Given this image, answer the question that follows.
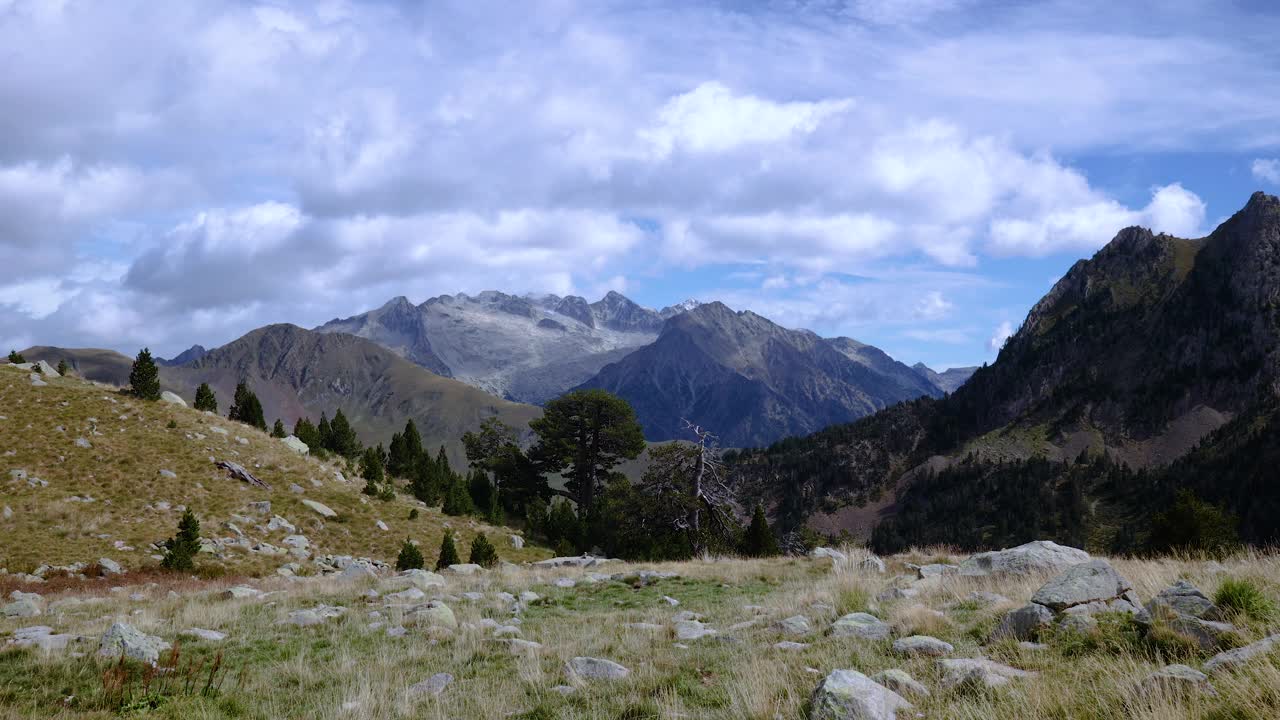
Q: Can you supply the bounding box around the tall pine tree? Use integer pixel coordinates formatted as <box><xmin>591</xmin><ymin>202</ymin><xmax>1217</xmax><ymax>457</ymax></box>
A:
<box><xmin>409</xmin><ymin>452</ymin><xmax>443</xmax><ymax>505</ymax></box>
<box><xmin>128</xmin><ymin>348</ymin><xmax>161</xmax><ymax>401</ymax></box>
<box><xmin>271</xmin><ymin>419</ymin><xmax>287</xmax><ymax>438</ymax></box>
<box><xmin>740</xmin><ymin>504</ymin><xmax>781</xmax><ymax>557</ymax></box>
<box><xmin>193</xmin><ymin>383</ymin><xmax>218</xmax><ymax>413</ymax></box>
<box><xmin>161</xmin><ymin>509</ymin><xmax>202</xmax><ymax>572</ymax></box>
<box><xmin>327</xmin><ymin>409</ymin><xmax>362</xmax><ymax>457</ymax></box>
<box><xmin>435</xmin><ymin>531</ymin><xmax>460</xmax><ymax>570</ymax></box>
<box><xmin>228</xmin><ymin>382</ymin><xmax>267</xmax><ymax>431</ymax></box>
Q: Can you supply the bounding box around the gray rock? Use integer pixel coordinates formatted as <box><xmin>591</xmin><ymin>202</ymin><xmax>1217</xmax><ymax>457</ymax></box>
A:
<box><xmin>892</xmin><ymin>635</ymin><xmax>953</xmax><ymax>657</ymax></box>
<box><xmin>10</xmin><ymin>625</ymin><xmax>74</xmax><ymax>652</ymax></box>
<box><xmin>504</xmin><ymin>638</ymin><xmax>544</xmax><ymax>653</ymax></box>
<box><xmin>248</xmin><ymin>501</ymin><xmax>272</xmax><ymax>514</ymax></box>
<box><xmin>876</xmin><ymin>587</ymin><xmax>919</xmax><ymax>602</ymax></box>
<box><xmin>776</xmin><ymin>615</ymin><xmax>812</xmax><ymax>636</ymax></box>
<box><xmin>871</xmin><ymin>669</ymin><xmax>930</xmax><ymax>699</ymax></box>
<box><xmin>991</xmin><ymin>603</ymin><xmax>1053</xmax><ymax>641</ymax></box>
<box><xmin>1166</xmin><ymin>616</ymin><xmax>1239</xmax><ymax>651</ymax></box>
<box><xmin>1203</xmin><ymin>634</ymin><xmax>1280</xmax><ymax>673</ymax></box>
<box><xmin>915</xmin><ymin>564</ymin><xmax>957</xmax><ymax>579</ymax></box>
<box><xmin>550</xmin><ymin>685</ymin><xmax>576</xmax><ymax>695</ymax></box>
<box><xmin>830</xmin><ymin>613</ymin><xmax>891</xmax><ymax>641</ymax></box>
<box><xmin>938</xmin><ymin>658</ymin><xmax>1036</xmax><ymax>690</ymax></box>
<box><xmin>97</xmin><ymin>558</ymin><xmax>124</xmax><ymax>575</ymax></box>
<box><xmin>384</xmin><ymin>588</ymin><xmax>426</xmax><ymax>605</ymax></box>
<box><xmin>383</xmin><ymin>569</ymin><xmax>446</xmax><ymax>592</ymax></box>
<box><xmin>809</xmin><ymin>668</ymin><xmax>914</xmax><ymax>720</ymax></box>
<box><xmin>34</xmin><ymin>360</ymin><xmax>59</xmax><ymax>376</ymax></box>
<box><xmin>281</xmin><ymin>435</ymin><xmax>309</xmax><ymax>455</ymax></box>
<box><xmin>158</xmin><ymin>469</ymin><xmax>177</xmax><ymax>479</ymax></box>
<box><xmin>159</xmin><ymin>391</ymin><xmax>187</xmax><ymax>407</ymax></box>
<box><xmin>407</xmin><ymin>673</ymin><xmax>453</xmax><ymax>698</ymax></box>
<box><xmin>98</xmin><ymin>623</ymin><xmax>170</xmax><ymax>664</ymax></box>
<box><xmin>675</xmin><ymin>620</ymin><xmax>718</xmax><ymax>640</ymax></box>
<box><xmin>2</xmin><ymin>598</ymin><xmax>41</xmax><ymax>618</ymax></box>
<box><xmin>446</xmin><ymin>563</ymin><xmax>483</xmax><ymax>575</ymax></box>
<box><xmin>775</xmin><ymin>641</ymin><xmax>809</xmax><ymax>651</ymax></box>
<box><xmin>300</xmin><ymin>499</ymin><xmax>336</xmax><ymax>518</ymax></box>
<box><xmin>181</xmin><ymin>628</ymin><xmax>228</xmax><ymax>642</ymax></box>
<box><xmin>289</xmin><ymin>483</ymin><xmax>305</xmax><ymax>494</ymax></box>
<box><xmin>266</xmin><ymin>515</ymin><xmax>295</xmax><ymax>532</ymax></box>
<box><xmin>406</xmin><ymin>601</ymin><xmax>457</xmax><ymax>629</ymax></box>
<box><xmin>811</xmin><ymin>547</ymin><xmax>849</xmax><ymax>563</ymax></box>
<box><xmin>958</xmin><ymin>540</ymin><xmax>1090</xmax><ymax>578</ymax></box>
<box><xmin>509</xmin><ymin>534</ymin><xmax>524</xmax><ymax>549</ymax></box>
<box><xmin>568</xmin><ymin>656</ymin><xmax>630</xmax><ymax>680</ymax></box>
<box><xmin>1031</xmin><ymin>560</ymin><xmax>1134</xmax><ymax>612</ymax></box>
<box><xmin>624</xmin><ymin>622</ymin><xmax>664</xmax><ymax>632</ymax></box>
<box><xmin>1146</xmin><ymin>580</ymin><xmax>1220</xmax><ymax>621</ymax></box>
<box><xmin>859</xmin><ymin>556</ymin><xmax>886</xmax><ymax>574</ymax></box>
<box><xmin>338</xmin><ymin>561</ymin><xmax>378</xmax><ymax>582</ymax></box>
<box><xmin>1141</xmin><ymin>664</ymin><xmax>1215</xmax><ymax>696</ymax></box>
<box><xmin>74</xmin><ymin>437</ymin><xmax>92</xmax><ymax>448</ymax></box>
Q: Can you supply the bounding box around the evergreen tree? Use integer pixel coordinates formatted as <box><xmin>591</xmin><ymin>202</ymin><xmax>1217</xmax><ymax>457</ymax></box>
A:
<box><xmin>530</xmin><ymin>389</ymin><xmax>645</xmax><ymax>516</ymax></box>
<box><xmin>361</xmin><ymin>446</ymin><xmax>387</xmax><ymax>498</ymax></box>
<box><xmin>128</xmin><ymin>348</ymin><xmax>162</xmax><ymax>401</ymax></box>
<box><xmin>435</xmin><ymin>531</ymin><xmax>460</xmax><ymax>570</ymax></box>
<box><xmin>228</xmin><ymin>382</ymin><xmax>266</xmax><ymax>431</ymax></box>
<box><xmin>327</xmin><ymin>409</ymin><xmax>362</xmax><ymax>457</ymax></box>
<box><xmin>409</xmin><ymin>452</ymin><xmax>444</xmax><ymax>506</ymax></box>
<box><xmin>468</xmin><ymin>469</ymin><xmax>494</xmax><ymax>513</ymax></box>
<box><xmin>469</xmin><ymin>534</ymin><xmax>499</xmax><ymax>568</ymax></box>
<box><xmin>317</xmin><ymin>413</ymin><xmax>332</xmax><ymax>450</ymax></box>
<box><xmin>436</xmin><ymin>446</ymin><xmax>452</xmax><ymax>478</ymax></box>
<box><xmin>387</xmin><ymin>419</ymin><xmax>425</xmax><ymax>478</ymax></box>
<box><xmin>740</xmin><ymin>504</ymin><xmax>781</xmax><ymax>557</ymax></box>
<box><xmin>544</xmin><ymin>501</ymin><xmax>580</xmax><ymax>549</ymax></box>
<box><xmin>271</xmin><ymin>419</ymin><xmax>287</xmax><ymax>438</ymax></box>
<box><xmin>395</xmin><ymin>539</ymin><xmax>424</xmax><ymax>571</ymax></box>
<box><xmin>161</xmin><ymin>509</ymin><xmax>201</xmax><ymax>572</ymax></box>
<box><xmin>193</xmin><ymin>383</ymin><xmax>218</xmax><ymax>413</ymax></box>
<box><xmin>293</xmin><ymin>417</ymin><xmax>321</xmax><ymax>451</ymax></box>
<box><xmin>442</xmin><ymin>472</ymin><xmax>474</xmax><ymax>516</ymax></box>
<box><xmin>56</xmin><ymin>359</ymin><xmax>68</xmax><ymax>376</ymax></box>
<box><xmin>6</xmin><ymin>350</ymin><xmax>24</xmax><ymax>364</ymax></box>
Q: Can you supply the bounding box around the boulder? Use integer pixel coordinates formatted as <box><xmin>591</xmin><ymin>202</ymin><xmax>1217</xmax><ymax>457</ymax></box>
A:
<box><xmin>915</xmin><ymin>564</ymin><xmax>957</xmax><ymax>579</ymax></box>
<box><xmin>870</xmin><ymin>669</ymin><xmax>930</xmax><ymax>699</ymax></box>
<box><xmin>2</xmin><ymin>598</ymin><xmax>41</xmax><ymax>618</ymax></box>
<box><xmin>339</xmin><ymin>561</ymin><xmax>379</xmax><ymax>582</ymax></box>
<box><xmin>266</xmin><ymin>515</ymin><xmax>295</xmax><ymax>533</ymax></box>
<box><xmin>159</xmin><ymin>391</ymin><xmax>187</xmax><ymax>407</ymax></box>
<box><xmin>301</xmin><ymin>499</ymin><xmax>337</xmax><ymax>518</ymax></box>
<box><xmin>96</xmin><ymin>558</ymin><xmax>124</xmax><ymax>575</ymax></box>
<box><xmin>35</xmin><ymin>360</ymin><xmax>59</xmax><ymax>375</ymax></box>
<box><xmin>1203</xmin><ymin>634</ymin><xmax>1280</xmax><ymax>673</ymax></box>
<box><xmin>98</xmin><ymin>623</ymin><xmax>170</xmax><ymax>664</ymax></box>
<box><xmin>991</xmin><ymin>603</ymin><xmax>1053</xmax><ymax>641</ymax></box>
<box><xmin>10</xmin><ymin>625</ymin><xmax>74</xmax><ymax>652</ymax></box>
<box><xmin>938</xmin><ymin>658</ymin><xmax>1036</xmax><ymax>690</ymax></box>
<box><xmin>407</xmin><ymin>673</ymin><xmax>453</xmax><ymax>698</ymax></box>
<box><xmin>830</xmin><ymin>613</ymin><xmax>891</xmax><ymax>641</ymax></box>
<box><xmin>776</xmin><ymin>615</ymin><xmax>812</xmax><ymax>636</ymax></box>
<box><xmin>287</xmin><ymin>605</ymin><xmax>346</xmax><ymax>627</ymax></box>
<box><xmin>1031</xmin><ymin>560</ymin><xmax>1137</xmax><ymax>612</ymax></box>
<box><xmin>406</xmin><ymin>601</ymin><xmax>457</xmax><ymax>629</ymax></box>
<box><xmin>532</xmin><ymin>555</ymin><xmax>609</xmax><ymax>568</ymax></box>
<box><xmin>675</xmin><ymin>620</ymin><xmax>718</xmax><ymax>641</ymax></box>
<box><xmin>775</xmin><ymin>641</ymin><xmax>809</xmax><ymax>651</ymax></box>
<box><xmin>446</xmin><ymin>563</ymin><xmax>483</xmax><ymax>575</ymax></box>
<box><xmin>1141</xmin><ymin>664</ymin><xmax>1216</xmax><ymax>697</ymax></box>
<box><xmin>181</xmin><ymin>628</ymin><xmax>228</xmax><ymax>642</ymax></box>
<box><xmin>384</xmin><ymin>588</ymin><xmax>427</xmax><ymax>605</ymax></box>
<box><xmin>892</xmin><ymin>635</ymin><xmax>953</xmax><ymax>657</ymax></box>
<box><xmin>1146</xmin><ymin>580</ymin><xmax>1220</xmax><ymax>621</ymax></box>
<box><xmin>1165</xmin><ymin>616</ymin><xmax>1240</xmax><ymax>651</ymax></box>
<box><xmin>280</xmin><ymin>435</ymin><xmax>309</xmax><ymax>455</ymax></box>
<box><xmin>509</xmin><ymin>535</ymin><xmax>524</xmax><ymax>549</ymax></box>
<box><xmin>957</xmin><ymin>540</ymin><xmax>1090</xmax><ymax>578</ymax></box>
<box><xmin>221</xmin><ymin>586</ymin><xmax>262</xmax><ymax>600</ymax></box>
<box><xmin>859</xmin><ymin>556</ymin><xmax>886</xmax><ymax>574</ymax></box>
<box><xmin>384</xmin><ymin>569</ymin><xmax>446</xmax><ymax>592</ymax></box>
<box><xmin>567</xmin><ymin>656</ymin><xmax>630</xmax><ymax>680</ymax></box>
<box><xmin>216</xmin><ymin>460</ymin><xmax>270</xmax><ymax>489</ymax></box>
<box><xmin>809</xmin><ymin>669</ymin><xmax>914</xmax><ymax>720</ymax></box>
<box><xmin>811</xmin><ymin>547</ymin><xmax>849</xmax><ymax>563</ymax></box>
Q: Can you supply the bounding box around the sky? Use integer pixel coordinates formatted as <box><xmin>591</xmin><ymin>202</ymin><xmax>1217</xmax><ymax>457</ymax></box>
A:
<box><xmin>3</xmin><ymin>0</ymin><xmax>1280</xmax><ymax>371</ymax></box>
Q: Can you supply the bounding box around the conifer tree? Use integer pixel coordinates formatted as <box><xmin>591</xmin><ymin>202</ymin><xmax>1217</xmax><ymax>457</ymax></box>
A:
<box><xmin>317</xmin><ymin>413</ymin><xmax>332</xmax><ymax>450</ymax></box>
<box><xmin>442</xmin><ymin>472</ymin><xmax>474</xmax><ymax>516</ymax></box>
<box><xmin>56</xmin><ymin>359</ymin><xmax>68</xmax><ymax>376</ymax></box>
<box><xmin>409</xmin><ymin>452</ymin><xmax>443</xmax><ymax>505</ymax></box>
<box><xmin>161</xmin><ymin>509</ymin><xmax>201</xmax><ymax>572</ymax></box>
<box><xmin>6</xmin><ymin>350</ymin><xmax>24</xmax><ymax>364</ymax></box>
<box><xmin>468</xmin><ymin>469</ymin><xmax>494</xmax><ymax>513</ymax></box>
<box><xmin>361</xmin><ymin>446</ymin><xmax>386</xmax><ymax>497</ymax></box>
<box><xmin>740</xmin><ymin>503</ymin><xmax>781</xmax><ymax>557</ymax></box>
<box><xmin>228</xmin><ymin>382</ymin><xmax>266</xmax><ymax>431</ymax></box>
<box><xmin>271</xmin><ymin>419</ymin><xmax>287</xmax><ymax>438</ymax></box>
<box><xmin>293</xmin><ymin>417</ymin><xmax>321</xmax><ymax>450</ymax></box>
<box><xmin>436</xmin><ymin>446</ymin><xmax>452</xmax><ymax>477</ymax></box>
<box><xmin>395</xmin><ymin>539</ymin><xmax>424</xmax><ymax>571</ymax></box>
<box><xmin>388</xmin><ymin>419</ymin><xmax>425</xmax><ymax>478</ymax></box>
<box><xmin>328</xmin><ymin>409</ymin><xmax>362</xmax><ymax>458</ymax></box>
<box><xmin>435</xmin><ymin>531</ymin><xmax>460</xmax><ymax>570</ymax></box>
<box><xmin>469</xmin><ymin>534</ymin><xmax>499</xmax><ymax>568</ymax></box>
<box><xmin>128</xmin><ymin>348</ymin><xmax>162</xmax><ymax>401</ymax></box>
<box><xmin>193</xmin><ymin>383</ymin><xmax>218</xmax><ymax>413</ymax></box>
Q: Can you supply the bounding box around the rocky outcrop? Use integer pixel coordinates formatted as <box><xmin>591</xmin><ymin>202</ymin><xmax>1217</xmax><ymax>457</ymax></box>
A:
<box><xmin>1203</xmin><ymin>634</ymin><xmax>1280</xmax><ymax>673</ymax></box>
<box><xmin>958</xmin><ymin>541</ymin><xmax>1090</xmax><ymax>578</ymax></box>
<box><xmin>98</xmin><ymin>623</ymin><xmax>170</xmax><ymax>664</ymax></box>
<box><xmin>809</xmin><ymin>669</ymin><xmax>914</xmax><ymax>720</ymax></box>
<box><xmin>830</xmin><ymin>613</ymin><xmax>891</xmax><ymax>640</ymax></box>
<box><xmin>1030</xmin><ymin>560</ymin><xmax>1142</xmax><ymax>616</ymax></box>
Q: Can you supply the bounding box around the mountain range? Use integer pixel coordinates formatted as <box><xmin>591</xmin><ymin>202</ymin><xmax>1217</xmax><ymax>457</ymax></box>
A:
<box><xmin>731</xmin><ymin>191</ymin><xmax>1280</xmax><ymax>551</ymax></box>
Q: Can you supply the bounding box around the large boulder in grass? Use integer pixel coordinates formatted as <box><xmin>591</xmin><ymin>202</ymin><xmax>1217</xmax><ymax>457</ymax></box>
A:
<box><xmin>1146</xmin><ymin>580</ymin><xmax>1220</xmax><ymax>621</ymax></box>
<box><xmin>1141</xmin><ymin>664</ymin><xmax>1216</xmax><ymax>697</ymax></box>
<box><xmin>892</xmin><ymin>635</ymin><xmax>953</xmax><ymax>658</ymax></box>
<box><xmin>938</xmin><ymin>658</ymin><xmax>1036</xmax><ymax>690</ymax></box>
<box><xmin>1031</xmin><ymin>560</ymin><xmax>1141</xmax><ymax>613</ymax></box>
<box><xmin>958</xmin><ymin>540</ymin><xmax>1090</xmax><ymax>578</ymax></box>
<box><xmin>991</xmin><ymin>603</ymin><xmax>1054</xmax><ymax>641</ymax></box>
<box><xmin>567</xmin><ymin>656</ymin><xmax>630</xmax><ymax>681</ymax></box>
<box><xmin>830</xmin><ymin>613</ymin><xmax>891</xmax><ymax>641</ymax></box>
<box><xmin>98</xmin><ymin>623</ymin><xmax>170</xmax><ymax>665</ymax></box>
<box><xmin>405</xmin><ymin>601</ymin><xmax>457</xmax><ymax>629</ymax></box>
<box><xmin>809</xmin><ymin>669</ymin><xmax>914</xmax><ymax>720</ymax></box>
<box><xmin>1203</xmin><ymin>634</ymin><xmax>1280</xmax><ymax>673</ymax></box>
<box><xmin>159</xmin><ymin>391</ymin><xmax>186</xmax><ymax>407</ymax></box>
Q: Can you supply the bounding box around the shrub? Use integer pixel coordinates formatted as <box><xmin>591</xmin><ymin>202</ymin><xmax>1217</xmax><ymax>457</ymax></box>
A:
<box><xmin>271</xmin><ymin>419</ymin><xmax>286</xmax><ymax>438</ymax></box>
<box><xmin>740</xmin><ymin>503</ymin><xmax>781</xmax><ymax>557</ymax></box>
<box><xmin>227</xmin><ymin>382</ymin><xmax>267</xmax><ymax>431</ymax></box>
<box><xmin>435</xmin><ymin>531</ymin><xmax>460</xmax><ymax>570</ymax></box>
<box><xmin>56</xmin><ymin>359</ymin><xmax>68</xmax><ymax>376</ymax></box>
<box><xmin>395</xmin><ymin>540</ymin><xmax>424</xmax><ymax>571</ymax></box>
<box><xmin>166</xmin><ymin>420</ymin><xmax>177</xmax><ymax>429</ymax></box>
<box><xmin>469</xmin><ymin>534</ymin><xmax>499</xmax><ymax>568</ymax></box>
<box><xmin>161</xmin><ymin>509</ymin><xmax>201</xmax><ymax>572</ymax></box>
<box><xmin>1215</xmin><ymin>578</ymin><xmax>1277</xmax><ymax>622</ymax></box>
<box><xmin>408</xmin><ymin>508</ymin><xmax>419</xmax><ymax>521</ymax></box>
<box><xmin>7</xmin><ymin>350</ymin><xmax>25</xmax><ymax>363</ymax></box>
<box><xmin>1148</xmin><ymin>489</ymin><xmax>1240</xmax><ymax>556</ymax></box>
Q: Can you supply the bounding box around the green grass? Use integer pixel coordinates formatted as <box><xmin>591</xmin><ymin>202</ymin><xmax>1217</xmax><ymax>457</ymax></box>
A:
<box><xmin>1215</xmin><ymin>578</ymin><xmax>1277</xmax><ymax>623</ymax></box>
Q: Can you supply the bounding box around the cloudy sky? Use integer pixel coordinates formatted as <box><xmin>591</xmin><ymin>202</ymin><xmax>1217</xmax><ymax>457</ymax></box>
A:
<box><xmin>3</xmin><ymin>0</ymin><xmax>1280</xmax><ymax>370</ymax></box>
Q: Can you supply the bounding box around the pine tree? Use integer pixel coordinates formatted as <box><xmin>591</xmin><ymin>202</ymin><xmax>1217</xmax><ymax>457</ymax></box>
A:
<box><xmin>328</xmin><ymin>409</ymin><xmax>362</xmax><ymax>458</ymax></box>
<box><xmin>56</xmin><ymin>359</ymin><xmax>68</xmax><ymax>376</ymax></box>
<box><xmin>361</xmin><ymin>446</ymin><xmax>386</xmax><ymax>497</ymax></box>
<box><xmin>395</xmin><ymin>539</ymin><xmax>424</xmax><ymax>571</ymax></box>
<box><xmin>228</xmin><ymin>382</ymin><xmax>266</xmax><ymax>431</ymax></box>
<box><xmin>387</xmin><ymin>419</ymin><xmax>425</xmax><ymax>478</ymax></box>
<box><xmin>161</xmin><ymin>509</ymin><xmax>202</xmax><ymax>572</ymax></box>
<box><xmin>271</xmin><ymin>419</ymin><xmax>287</xmax><ymax>438</ymax></box>
<box><xmin>740</xmin><ymin>503</ymin><xmax>781</xmax><ymax>557</ymax></box>
<box><xmin>468</xmin><ymin>469</ymin><xmax>494</xmax><ymax>513</ymax></box>
<box><xmin>442</xmin><ymin>473</ymin><xmax>474</xmax><ymax>516</ymax></box>
<box><xmin>7</xmin><ymin>350</ymin><xmax>24</xmax><ymax>364</ymax></box>
<box><xmin>317</xmin><ymin>413</ymin><xmax>332</xmax><ymax>450</ymax></box>
<box><xmin>409</xmin><ymin>452</ymin><xmax>443</xmax><ymax>506</ymax></box>
<box><xmin>293</xmin><ymin>417</ymin><xmax>320</xmax><ymax>450</ymax></box>
<box><xmin>469</xmin><ymin>534</ymin><xmax>499</xmax><ymax>568</ymax></box>
<box><xmin>435</xmin><ymin>531</ymin><xmax>460</xmax><ymax>570</ymax></box>
<box><xmin>128</xmin><ymin>348</ymin><xmax>162</xmax><ymax>401</ymax></box>
<box><xmin>193</xmin><ymin>383</ymin><xmax>218</xmax><ymax>413</ymax></box>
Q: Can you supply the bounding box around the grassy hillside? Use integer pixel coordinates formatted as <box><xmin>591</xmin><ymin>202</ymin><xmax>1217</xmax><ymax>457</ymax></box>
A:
<box><xmin>0</xmin><ymin>545</ymin><xmax>1277</xmax><ymax>718</ymax></box>
<box><xmin>0</xmin><ymin>363</ymin><xmax>548</xmax><ymax>576</ymax></box>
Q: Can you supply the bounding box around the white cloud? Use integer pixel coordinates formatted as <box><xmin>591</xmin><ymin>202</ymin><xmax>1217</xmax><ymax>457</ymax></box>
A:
<box><xmin>1252</xmin><ymin>158</ymin><xmax>1280</xmax><ymax>185</ymax></box>
<box><xmin>987</xmin><ymin>320</ymin><xmax>1014</xmax><ymax>352</ymax></box>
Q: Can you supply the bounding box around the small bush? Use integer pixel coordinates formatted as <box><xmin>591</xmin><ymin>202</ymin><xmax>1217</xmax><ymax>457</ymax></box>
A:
<box><xmin>1215</xmin><ymin>578</ymin><xmax>1277</xmax><ymax>622</ymax></box>
<box><xmin>469</xmin><ymin>534</ymin><xmax>499</xmax><ymax>568</ymax></box>
<box><xmin>408</xmin><ymin>508</ymin><xmax>419</xmax><ymax>521</ymax></box>
<box><xmin>166</xmin><ymin>420</ymin><xmax>177</xmax><ymax>429</ymax></box>
<box><xmin>161</xmin><ymin>510</ymin><xmax>201</xmax><ymax>572</ymax></box>
<box><xmin>435</xmin><ymin>531</ymin><xmax>460</xmax><ymax>570</ymax></box>
<box><xmin>395</xmin><ymin>540</ymin><xmax>424</xmax><ymax>571</ymax></box>
<box><xmin>835</xmin><ymin>586</ymin><xmax>871</xmax><ymax>616</ymax></box>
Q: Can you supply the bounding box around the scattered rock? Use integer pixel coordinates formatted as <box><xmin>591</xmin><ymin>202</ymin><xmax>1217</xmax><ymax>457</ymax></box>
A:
<box><xmin>1141</xmin><ymin>664</ymin><xmax>1216</xmax><ymax>697</ymax></box>
<box><xmin>446</xmin><ymin>563</ymin><xmax>483</xmax><ymax>575</ymax></box>
<box><xmin>339</xmin><ymin>561</ymin><xmax>379</xmax><ymax>582</ymax></box>
<box><xmin>776</xmin><ymin>615</ymin><xmax>812</xmax><ymax>636</ymax></box>
<box><xmin>97</xmin><ymin>558</ymin><xmax>124</xmax><ymax>575</ymax></box>
<box><xmin>287</xmin><ymin>605</ymin><xmax>346</xmax><ymax>626</ymax></box>
<box><xmin>938</xmin><ymin>658</ymin><xmax>1036</xmax><ymax>690</ymax></box>
<box><xmin>301</xmin><ymin>499</ymin><xmax>337</xmax><ymax>518</ymax></box>
<box><xmin>289</xmin><ymin>483</ymin><xmax>305</xmax><ymax>494</ymax></box>
<box><xmin>98</xmin><ymin>623</ymin><xmax>170</xmax><ymax>664</ymax></box>
<box><xmin>892</xmin><ymin>635</ymin><xmax>953</xmax><ymax>657</ymax></box>
<box><xmin>1203</xmin><ymin>634</ymin><xmax>1280</xmax><ymax>673</ymax></box>
<box><xmin>859</xmin><ymin>556</ymin><xmax>887</xmax><ymax>574</ymax></box>
<box><xmin>248</xmin><ymin>501</ymin><xmax>272</xmax><ymax>514</ymax></box>
<box><xmin>915</xmin><ymin>564</ymin><xmax>957</xmax><ymax>579</ymax></box>
<box><xmin>74</xmin><ymin>437</ymin><xmax>92</xmax><ymax>448</ymax></box>
<box><xmin>407</xmin><ymin>673</ymin><xmax>453</xmax><ymax>698</ymax></box>
<box><xmin>871</xmin><ymin>669</ymin><xmax>930</xmax><ymax>699</ymax></box>
<box><xmin>830</xmin><ymin>612</ymin><xmax>891</xmax><ymax>641</ymax></box>
<box><xmin>281</xmin><ymin>435</ymin><xmax>309</xmax><ymax>454</ymax></box>
<box><xmin>267</xmin><ymin>515</ymin><xmax>295</xmax><ymax>533</ymax></box>
<box><xmin>2</xmin><ymin>598</ymin><xmax>41</xmax><ymax>618</ymax></box>
<box><xmin>1031</xmin><ymin>559</ymin><xmax>1140</xmax><ymax>614</ymax></box>
<box><xmin>957</xmin><ymin>540</ymin><xmax>1091</xmax><ymax>578</ymax></box>
<box><xmin>1146</xmin><ymin>580</ymin><xmax>1220</xmax><ymax>621</ymax></box>
<box><xmin>675</xmin><ymin>620</ymin><xmax>718</xmax><ymax>640</ymax></box>
<box><xmin>509</xmin><ymin>535</ymin><xmax>524</xmax><ymax>549</ymax></box>
<box><xmin>375</xmin><ymin>520</ymin><xmax>389</xmax><ymax>531</ymax></box>
<box><xmin>384</xmin><ymin>569</ymin><xmax>446</xmax><ymax>592</ymax></box>
<box><xmin>991</xmin><ymin>603</ymin><xmax>1053</xmax><ymax>641</ymax></box>
<box><xmin>774</xmin><ymin>641</ymin><xmax>810</xmax><ymax>651</ymax></box>
<box><xmin>158</xmin><ymin>469</ymin><xmax>177</xmax><ymax>479</ymax></box>
<box><xmin>159</xmin><ymin>391</ymin><xmax>187</xmax><ymax>407</ymax></box>
<box><xmin>221</xmin><ymin>586</ymin><xmax>263</xmax><ymax>601</ymax></box>
<box><xmin>9</xmin><ymin>625</ymin><xmax>73</xmax><ymax>652</ymax></box>
<box><xmin>406</xmin><ymin>601</ymin><xmax>457</xmax><ymax>629</ymax></box>
<box><xmin>567</xmin><ymin>656</ymin><xmax>630</xmax><ymax>680</ymax></box>
<box><xmin>216</xmin><ymin>460</ymin><xmax>270</xmax><ymax>490</ymax></box>
<box><xmin>809</xmin><ymin>668</ymin><xmax>913</xmax><ymax>720</ymax></box>
<box><xmin>181</xmin><ymin>628</ymin><xmax>228</xmax><ymax>642</ymax></box>
<box><xmin>810</xmin><ymin>547</ymin><xmax>849</xmax><ymax>563</ymax></box>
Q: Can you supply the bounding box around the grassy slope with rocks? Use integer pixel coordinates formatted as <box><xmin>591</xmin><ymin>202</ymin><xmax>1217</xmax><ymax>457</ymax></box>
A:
<box><xmin>0</xmin><ymin>546</ymin><xmax>1277</xmax><ymax>718</ymax></box>
<box><xmin>0</xmin><ymin>363</ymin><xmax>548</xmax><ymax>577</ymax></box>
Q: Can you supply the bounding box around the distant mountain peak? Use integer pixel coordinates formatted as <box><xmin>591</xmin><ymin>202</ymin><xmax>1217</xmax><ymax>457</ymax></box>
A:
<box><xmin>159</xmin><ymin>343</ymin><xmax>208</xmax><ymax>367</ymax></box>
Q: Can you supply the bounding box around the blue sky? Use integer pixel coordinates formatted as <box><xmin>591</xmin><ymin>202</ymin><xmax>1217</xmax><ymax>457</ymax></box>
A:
<box><xmin>2</xmin><ymin>0</ymin><xmax>1280</xmax><ymax>371</ymax></box>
